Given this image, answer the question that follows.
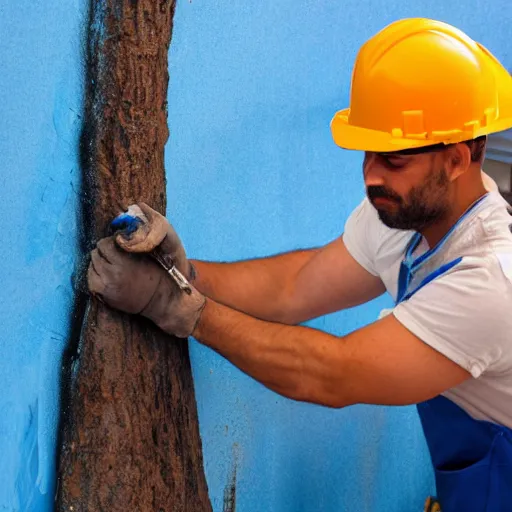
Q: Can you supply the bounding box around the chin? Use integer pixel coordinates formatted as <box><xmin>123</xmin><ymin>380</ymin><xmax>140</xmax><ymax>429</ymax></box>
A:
<box><xmin>377</xmin><ymin>211</ymin><xmax>413</xmax><ymax>231</ymax></box>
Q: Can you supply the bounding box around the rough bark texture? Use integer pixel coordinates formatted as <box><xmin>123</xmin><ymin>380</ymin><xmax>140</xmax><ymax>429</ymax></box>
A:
<box><xmin>57</xmin><ymin>1</ymin><xmax>212</xmax><ymax>510</ymax></box>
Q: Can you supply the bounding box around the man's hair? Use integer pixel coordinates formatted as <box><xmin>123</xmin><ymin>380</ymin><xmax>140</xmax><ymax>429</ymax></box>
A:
<box><xmin>390</xmin><ymin>135</ymin><xmax>488</xmax><ymax>162</ymax></box>
<box><xmin>464</xmin><ymin>135</ymin><xmax>487</xmax><ymax>163</ymax></box>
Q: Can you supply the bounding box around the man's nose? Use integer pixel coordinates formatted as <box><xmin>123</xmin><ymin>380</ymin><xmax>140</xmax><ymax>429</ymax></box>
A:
<box><xmin>363</xmin><ymin>152</ymin><xmax>386</xmax><ymax>187</ymax></box>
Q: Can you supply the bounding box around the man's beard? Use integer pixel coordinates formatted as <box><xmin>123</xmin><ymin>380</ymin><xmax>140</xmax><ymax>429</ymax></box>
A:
<box><xmin>367</xmin><ymin>168</ymin><xmax>450</xmax><ymax>231</ymax></box>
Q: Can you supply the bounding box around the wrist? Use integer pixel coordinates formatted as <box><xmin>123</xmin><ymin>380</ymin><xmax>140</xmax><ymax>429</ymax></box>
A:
<box><xmin>187</xmin><ymin>260</ymin><xmax>197</xmax><ymax>282</ymax></box>
<box><xmin>188</xmin><ymin>260</ymin><xmax>209</xmax><ymax>294</ymax></box>
<box><xmin>191</xmin><ymin>297</ymin><xmax>214</xmax><ymax>342</ymax></box>
<box><xmin>143</xmin><ymin>277</ymin><xmax>207</xmax><ymax>339</ymax></box>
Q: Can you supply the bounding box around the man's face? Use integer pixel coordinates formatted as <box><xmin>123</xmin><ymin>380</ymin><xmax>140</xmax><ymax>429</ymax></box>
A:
<box><xmin>363</xmin><ymin>150</ymin><xmax>451</xmax><ymax>231</ymax></box>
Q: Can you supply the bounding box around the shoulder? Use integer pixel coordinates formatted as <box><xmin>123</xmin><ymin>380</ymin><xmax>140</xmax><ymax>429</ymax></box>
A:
<box><xmin>474</xmin><ymin>192</ymin><xmax>512</xmax><ymax>281</ymax></box>
<box><xmin>478</xmin><ymin>191</ymin><xmax>512</xmax><ymax>239</ymax></box>
<box><xmin>393</xmin><ymin>255</ymin><xmax>512</xmax><ymax>377</ymax></box>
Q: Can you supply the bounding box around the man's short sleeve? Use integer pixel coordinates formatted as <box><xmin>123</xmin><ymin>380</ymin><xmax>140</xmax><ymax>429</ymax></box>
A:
<box><xmin>393</xmin><ymin>259</ymin><xmax>512</xmax><ymax>378</ymax></box>
<box><xmin>343</xmin><ymin>198</ymin><xmax>383</xmax><ymax>277</ymax></box>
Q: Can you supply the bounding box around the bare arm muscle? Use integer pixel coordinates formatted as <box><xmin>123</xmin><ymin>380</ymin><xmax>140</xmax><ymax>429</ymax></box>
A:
<box><xmin>281</xmin><ymin>236</ymin><xmax>386</xmax><ymax>324</ymax></box>
<box><xmin>192</xmin><ymin>236</ymin><xmax>385</xmax><ymax>325</ymax></box>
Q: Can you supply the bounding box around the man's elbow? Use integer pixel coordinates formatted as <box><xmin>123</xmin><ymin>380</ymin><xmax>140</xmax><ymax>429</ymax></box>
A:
<box><xmin>273</xmin><ymin>287</ymin><xmax>318</xmax><ymax>325</ymax></box>
<box><xmin>296</xmin><ymin>378</ymin><xmax>356</xmax><ymax>409</ymax></box>
<box><xmin>274</xmin><ymin>310</ymin><xmax>309</xmax><ymax>326</ymax></box>
<box><xmin>270</xmin><ymin>299</ymin><xmax>308</xmax><ymax>325</ymax></box>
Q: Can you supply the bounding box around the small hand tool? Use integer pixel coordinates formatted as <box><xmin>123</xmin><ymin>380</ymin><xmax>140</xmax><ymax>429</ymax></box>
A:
<box><xmin>110</xmin><ymin>212</ymin><xmax>193</xmax><ymax>295</ymax></box>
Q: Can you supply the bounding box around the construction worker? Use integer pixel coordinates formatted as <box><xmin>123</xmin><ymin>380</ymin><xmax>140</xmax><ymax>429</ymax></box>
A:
<box><xmin>88</xmin><ymin>19</ymin><xmax>512</xmax><ymax>511</ymax></box>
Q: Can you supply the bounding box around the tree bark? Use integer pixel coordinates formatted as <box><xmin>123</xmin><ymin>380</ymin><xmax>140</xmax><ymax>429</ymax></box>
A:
<box><xmin>57</xmin><ymin>1</ymin><xmax>212</xmax><ymax>510</ymax></box>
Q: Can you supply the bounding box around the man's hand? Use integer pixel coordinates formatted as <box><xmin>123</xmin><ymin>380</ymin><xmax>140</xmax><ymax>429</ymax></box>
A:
<box><xmin>114</xmin><ymin>203</ymin><xmax>192</xmax><ymax>279</ymax></box>
<box><xmin>87</xmin><ymin>237</ymin><xmax>205</xmax><ymax>338</ymax></box>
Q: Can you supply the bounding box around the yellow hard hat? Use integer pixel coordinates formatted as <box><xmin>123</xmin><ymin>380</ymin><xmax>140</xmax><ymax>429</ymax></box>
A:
<box><xmin>331</xmin><ymin>18</ymin><xmax>512</xmax><ymax>153</ymax></box>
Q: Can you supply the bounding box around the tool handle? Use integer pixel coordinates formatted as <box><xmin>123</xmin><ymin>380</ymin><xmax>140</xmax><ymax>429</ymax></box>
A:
<box><xmin>151</xmin><ymin>247</ymin><xmax>193</xmax><ymax>295</ymax></box>
<box><xmin>109</xmin><ymin>213</ymin><xmax>142</xmax><ymax>236</ymax></box>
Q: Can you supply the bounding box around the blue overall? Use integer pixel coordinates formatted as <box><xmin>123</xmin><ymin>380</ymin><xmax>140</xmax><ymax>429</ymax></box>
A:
<box><xmin>395</xmin><ymin>195</ymin><xmax>512</xmax><ymax>511</ymax></box>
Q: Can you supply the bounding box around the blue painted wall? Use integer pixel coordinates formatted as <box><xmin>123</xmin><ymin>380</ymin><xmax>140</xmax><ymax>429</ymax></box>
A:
<box><xmin>0</xmin><ymin>1</ymin><xmax>510</xmax><ymax>511</ymax></box>
<box><xmin>0</xmin><ymin>1</ymin><xmax>84</xmax><ymax>510</ymax></box>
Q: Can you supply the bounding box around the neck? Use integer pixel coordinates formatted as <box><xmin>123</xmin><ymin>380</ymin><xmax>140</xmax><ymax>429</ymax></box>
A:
<box><xmin>420</xmin><ymin>184</ymin><xmax>488</xmax><ymax>248</ymax></box>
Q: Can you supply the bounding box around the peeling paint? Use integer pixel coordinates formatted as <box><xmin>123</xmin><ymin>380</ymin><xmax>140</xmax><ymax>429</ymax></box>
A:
<box><xmin>222</xmin><ymin>444</ymin><xmax>238</xmax><ymax>512</ymax></box>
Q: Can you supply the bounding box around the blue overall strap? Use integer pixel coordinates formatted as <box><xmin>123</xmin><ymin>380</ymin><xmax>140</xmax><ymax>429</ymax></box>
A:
<box><xmin>417</xmin><ymin>396</ymin><xmax>512</xmax><ymax>512</ymax></box>
<box><xmin>396</xmin><ymin>232</ymin><xmax>422</xmax><ymax>303</ymax></box>
<box><xmin>396</xmin><ymin>193</ymin><xmax>489</xmax><ymax>303</ymax></box>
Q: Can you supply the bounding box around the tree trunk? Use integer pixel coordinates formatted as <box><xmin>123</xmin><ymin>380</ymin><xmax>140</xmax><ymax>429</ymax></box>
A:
<box><xmin>56</xmin><ymin>1</ymin><xmax>212</xmax><ymax>510</ymax></box>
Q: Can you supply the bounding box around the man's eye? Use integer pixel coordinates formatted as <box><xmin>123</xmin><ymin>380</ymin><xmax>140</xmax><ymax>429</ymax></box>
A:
<box><xmin>382</xmin><ymin>157</ymin><xmax>404</xmax><ymax>169</ymax></box>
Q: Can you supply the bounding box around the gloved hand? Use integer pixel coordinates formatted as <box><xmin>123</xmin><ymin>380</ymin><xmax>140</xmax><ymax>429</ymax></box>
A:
<box><xmin>87</xmin><ymin>237</ymin><xmax>205</xmax><ymax>338</ymax></box>
<box><xmin>113</xmin><ymin>203</ymin><xmax>193</xmax><ymax>280</ymax></box>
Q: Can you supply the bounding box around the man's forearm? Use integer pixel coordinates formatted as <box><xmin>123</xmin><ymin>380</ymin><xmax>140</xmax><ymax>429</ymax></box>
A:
<box><xmin>192</xmin><ymin>298</ymin><xmax>349</xmax><ymax>408</ymax></box>
<box><xmin>189</xmin><ymin>248</ymin><xmax>318</xmax><ymax>323</ymax></box>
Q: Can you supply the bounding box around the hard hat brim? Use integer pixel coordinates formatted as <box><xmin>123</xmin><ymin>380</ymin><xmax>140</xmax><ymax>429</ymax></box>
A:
<box><xmin>330</xmin><ymin>109</ymin><xmax>446</xmax><ymax>153</ymax></box>
<box><xmin>331</xmin><ymin>109</ymin><xmax>512</xmax><ymax>153</ymax></box>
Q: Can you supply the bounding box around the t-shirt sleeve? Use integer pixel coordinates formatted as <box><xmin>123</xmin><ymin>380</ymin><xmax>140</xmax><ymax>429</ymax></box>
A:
<box><xmin>343</xmin><ymin>198</ymin><xmax>383</xmax><ymax>276</ymax></box>
<box><xmin>392</xmin><ymin>260</ymin><xmax>512</xmax><ymax>378</ymax></box>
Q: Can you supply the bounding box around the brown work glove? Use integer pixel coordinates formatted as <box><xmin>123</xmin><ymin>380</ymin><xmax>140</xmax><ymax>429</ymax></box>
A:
<box><xmin>87</xmin><ymin>237</ymin><xmax>205</xmax><ymax>338</ymax></box>
<box><xmin>114</xmin><ymin>203</ymin><xmax>193</xmax><ymax>280</ymax></box>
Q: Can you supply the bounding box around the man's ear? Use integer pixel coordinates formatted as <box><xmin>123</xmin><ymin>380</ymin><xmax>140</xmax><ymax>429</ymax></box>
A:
<box><xmin>444</xmin><ymin>143</ymin><xmax>472</xmax><ymax>182</ymax></box>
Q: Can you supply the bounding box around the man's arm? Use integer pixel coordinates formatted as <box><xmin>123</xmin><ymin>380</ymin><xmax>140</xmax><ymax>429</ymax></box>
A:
<box><xmin>89</xmin><ymin>222</ymin><xmax>500</xmax><ymax>409</ymax></box>
<box><xmin>191</xmin><ymin>236</ymin><xmax>386</xmax><ymax>325</ymax></box>
<box><xmin>192</xmin><ymin>298</ymin><xmax>471</xmax><ymax>408</ymax></box>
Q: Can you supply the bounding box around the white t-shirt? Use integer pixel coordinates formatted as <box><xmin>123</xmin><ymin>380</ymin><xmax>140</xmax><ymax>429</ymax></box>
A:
<box><xmin>343</xmin><ymin>191</ymin><xmax>512</xmax><ymax>428</ymax></box>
